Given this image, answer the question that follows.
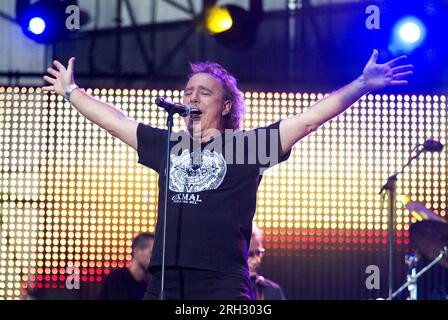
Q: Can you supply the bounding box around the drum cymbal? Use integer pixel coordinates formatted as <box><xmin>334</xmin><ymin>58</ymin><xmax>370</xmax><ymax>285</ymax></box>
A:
<box><xmin>405</xmin><ymin>200</ymin><xmax>446</xmax><ymax>223</ymax></box>
<box><xmin>409</xmin><ymin>221</ymin><xmax>448</xmax><ymax>268</ymax></box>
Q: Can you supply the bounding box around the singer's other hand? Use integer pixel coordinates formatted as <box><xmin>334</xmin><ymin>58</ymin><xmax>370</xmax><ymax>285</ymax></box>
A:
<box><xmin>42</xmin><ymin>57</ymin><xmax>77</xmax><ymax>96</ymax></box>
<box><xmin>360</xmin><ymin>49</ymin><xmax>413</xmax><ymax>91</ymax></box>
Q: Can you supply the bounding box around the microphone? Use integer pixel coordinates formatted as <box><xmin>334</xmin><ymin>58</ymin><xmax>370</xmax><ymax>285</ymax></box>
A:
<box><xmin>379</xmin><ymin>139</ymin><xmax>444</xmax><ymax>194</ymax></box>
<box><xmin>155</xmin><ymin>97</ymin><xmax>201</xmax><ymax>117</ymax></box>
<box><xmin>422</xmin><ymin>139</ymin><xmax>444</xmax><ymax>152</ymax></box>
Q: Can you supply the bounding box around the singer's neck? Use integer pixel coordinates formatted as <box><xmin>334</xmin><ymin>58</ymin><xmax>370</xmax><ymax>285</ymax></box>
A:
<box><xmin>188</xmin><ymin>118</ymin><xmax>226</xmax><ymax>143</ymax></box>
<box><xmin>189</xmin><ymin>127</ymin><xmax>224</xmax><ymax>143</ymax></box>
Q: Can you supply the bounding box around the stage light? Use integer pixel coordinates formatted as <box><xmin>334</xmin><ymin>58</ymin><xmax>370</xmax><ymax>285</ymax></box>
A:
<box><xmin>15</xmin><ymin>0</ymin><xmax>87</xmax><ymax>44</ymax></box>
<box><xmin>204</xmin><ymin>0</ymin><xmax>263</xmax><ymax>50</ymax></box>
<box><xmin>399</xmin><ymin>22</ymin><xmax>421</xmax><ymax>43</ymax></box>
<box><xmin>205</xmin><ymin>6</ymin><xmax>233</xmax><ymax>34</ymax></box>
<box><xmin>2</xmin><ymin>86</ymin><xmax>447</xmax><ymax>299</ymax></box>
<box><xmin>28</xmin><ymin>17</ymin><xmax>46</xmax><ymax>35</ymax></box>
<box><xmin>389</xmin><ymin>16</ymin><xmax>427</xmax><ymax>54</ymax></box>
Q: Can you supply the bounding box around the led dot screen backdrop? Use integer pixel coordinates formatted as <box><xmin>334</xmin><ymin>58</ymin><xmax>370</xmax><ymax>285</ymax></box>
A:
<box><xmin>0</xmin><ymin>87</ymin><xmax>447</xmax><ymax>300</ymax></box>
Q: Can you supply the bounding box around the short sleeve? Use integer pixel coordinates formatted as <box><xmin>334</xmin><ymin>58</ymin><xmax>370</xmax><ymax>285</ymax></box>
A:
<box><xmin>136</xmin><ymin>123</ymin><xmax>167</xmax><ymax>172</ymax></box>
<box><xmin>253</xmin><ymin>120</ymin><xmax>291</xmax><ymax>170</ymax></box>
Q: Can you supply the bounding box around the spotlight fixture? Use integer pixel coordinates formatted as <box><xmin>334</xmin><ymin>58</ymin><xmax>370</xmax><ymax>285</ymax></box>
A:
<box><xmin>203</xmin><ymin>0</ymin><xmax>263</xmax><ymax>50</ymax></box>
<box><xmin>15</xmin><ymin>0</ymin><xmax>87</xmax><ymax>44</ymax></box>
<box><xmin>389</xmin><ymin>16</ymin><xmax>427</xmax><ymax>54</ymax></box>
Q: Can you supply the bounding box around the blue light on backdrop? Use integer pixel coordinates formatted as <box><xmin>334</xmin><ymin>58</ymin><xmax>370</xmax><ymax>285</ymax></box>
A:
<box><xmin>389</xmin><ymin>16</ymin><xmax>427</xmax><ymax>55</ymax></box>
<box><xmin>15</xmin><ymin>0</ymin><xmax>87</xmax><ymax>44</ymax></box>
<box><xmin>28</xmin><ymin>17</ymin><xmax>46</xmax><ymax>35</ymax></box>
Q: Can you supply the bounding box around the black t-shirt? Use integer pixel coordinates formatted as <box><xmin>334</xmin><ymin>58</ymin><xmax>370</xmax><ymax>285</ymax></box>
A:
<box><xmin>137</xmin><ymin>121</ymin><xmax>290</xmax><ymax>277</ymax></box>
<box><xmin>98</xmin><ymin>268</ymin><xmax>148</xmax><ymax>300</ymax></box>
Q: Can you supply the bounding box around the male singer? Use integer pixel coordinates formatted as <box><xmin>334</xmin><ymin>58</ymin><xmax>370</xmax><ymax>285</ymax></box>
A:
<box><xmin>43</xmin><ymin>51</ymin><xmax>412</xmax><ymax>299</ymax></box>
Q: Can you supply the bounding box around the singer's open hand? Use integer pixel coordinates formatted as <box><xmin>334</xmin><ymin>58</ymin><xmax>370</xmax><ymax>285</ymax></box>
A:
<box><xmin>361</xmin><ymin>49</ymin><xmax>413</xmax><ymax>91</ymax></box>
<box><xmin>42</xmin><ymin>57</ymin><xmax>76</xmax><ymax>96</ymax></box>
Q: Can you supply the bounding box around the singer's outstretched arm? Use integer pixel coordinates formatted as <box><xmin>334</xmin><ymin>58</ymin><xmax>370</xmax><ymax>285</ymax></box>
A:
<box><xmin>42</xmin><ymin>58</ymin><xmax>139</xmax><ymax>150</ymax></box>
<box><xmin>278</xmin><ymin>50</ymin><xmax>413</xmax><ymax>156</ymax></box>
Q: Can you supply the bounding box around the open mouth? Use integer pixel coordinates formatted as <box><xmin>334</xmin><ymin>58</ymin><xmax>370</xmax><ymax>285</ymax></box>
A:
<box><xmin>190</xmin><ymin>107</ymin><xmax>202</xmax><ymax>115</ymax></box>
<box><xmin>190</xmin><ymin>107</ymin><xmax>202</xmax><ymax>120</ymax></box>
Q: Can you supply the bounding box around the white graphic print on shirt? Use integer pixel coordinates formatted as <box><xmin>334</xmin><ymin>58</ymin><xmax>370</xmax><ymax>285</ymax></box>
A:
<box><xmin>169</xmin><ymin>149</ymin><xmax>227</xmax><ymax>195</ymax></box>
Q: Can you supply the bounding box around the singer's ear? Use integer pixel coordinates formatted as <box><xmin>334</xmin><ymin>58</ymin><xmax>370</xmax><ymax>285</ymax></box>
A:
<box><xmin>222</xmin><ymin>100</ymin><xmax>232</xmax><ymax>116</ymax></box>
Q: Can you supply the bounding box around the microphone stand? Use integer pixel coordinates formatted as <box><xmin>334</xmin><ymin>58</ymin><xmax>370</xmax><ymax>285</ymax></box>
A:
<box><xmin>159</xmin><ymin>110</ymin><xmax>175</xmax><ymax>300</ymax></box>
<box><xmin>387</xmin><ymin>247</ymin><xmax>448</xmax><ymax>300</ymax></box>
<box><xmin>155</xmin><ymin>98</ymin><xmax>194</xmax><ymax>300</ymax></box>
<box><xmin>379</xmin><ymin>144</ymin><xmax>423</xmax><ymax>299</ymax></box>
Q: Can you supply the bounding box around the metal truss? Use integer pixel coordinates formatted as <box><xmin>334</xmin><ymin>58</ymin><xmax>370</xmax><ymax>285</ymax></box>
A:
<box><xmin>0</xmin><ymin>0</ymin><xmax>380</xmax><ymax>83</ymax></box>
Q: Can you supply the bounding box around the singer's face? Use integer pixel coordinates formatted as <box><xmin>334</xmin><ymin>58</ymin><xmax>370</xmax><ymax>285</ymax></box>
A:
<box><xmin>183</xmin><ymin>73</ymin><xmax>231</xmax><ymax>139</ymax></box>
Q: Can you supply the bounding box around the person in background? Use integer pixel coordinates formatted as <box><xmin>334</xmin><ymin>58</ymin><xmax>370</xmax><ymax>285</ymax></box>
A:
<box><xmin>98</xmin><ymin>232</ymin><xmax>154</xmax><ymax>300</ymax></box>
<box><xmin>249</xmin><ymin>224</ymin><xmax>286</xmax><ymax>300</ymax></box>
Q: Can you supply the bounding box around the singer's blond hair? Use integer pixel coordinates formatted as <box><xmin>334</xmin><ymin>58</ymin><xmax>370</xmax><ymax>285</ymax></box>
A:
<box><xmin>189</xmin><ymin>61</ymin><xmax>246</xmax><ymax>130</ymax></box>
